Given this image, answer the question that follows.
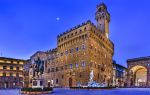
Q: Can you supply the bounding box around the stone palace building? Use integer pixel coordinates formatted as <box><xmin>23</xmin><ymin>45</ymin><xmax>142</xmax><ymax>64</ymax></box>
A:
<box><xmin>27</xmin><ymin>3</ymin><xmax>114</xmax><ymax>87</ymax></box>
<box><xmin>0</xmin><ymin>57</ymin><xmax>25</xmax><ymax>88</ymax></box>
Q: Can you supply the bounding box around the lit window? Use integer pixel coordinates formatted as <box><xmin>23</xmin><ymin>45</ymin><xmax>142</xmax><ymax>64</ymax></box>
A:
<box><xmin>75</xmin><ymin>63</ymin><xmax>78</xmax><ymax>68</ymax></box>
<box><xmin>19</xmin><ymin>61</ymin><xmax>24</xmax><ymax>64</ymax></box>
<box><xmin>76</xmin><ymin>47</ymin><xmax>79</xmax><ymax>51</ymax></box>
<box><xmin>82</xmin><ymin>44</ymin><xmax>86</xmax><ymax>49</ymax></box>
<box><xmin>0</xmin><ymin>60</ymin><xmax>4</xmax><ymax>63</ymax></box>
<box><xmin>82</xmin><ymin>62</ymin><xmax>86</xmax><ymax>67</ymax></box>
<box><xmin>65</xmin><ymin>50</ymin><xmax>68</xmax><ymax>55</ymax></box>
<box><xmin>6</xmin><ymin>61</ymin><xmax>11</xmax><ymax>63</ymax></box>
<box><xmin>13</xmin><ymin>61</ymin><xmax>17</xmax><ymax>64</ymax></box>
<box><xmin>70</xmin><ymin>64</ymin><xmax>73</xmax><ymax>69</ymax></box>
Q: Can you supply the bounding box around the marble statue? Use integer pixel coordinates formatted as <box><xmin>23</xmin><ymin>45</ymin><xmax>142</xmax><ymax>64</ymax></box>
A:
<box><xmin>90</xmin><ymin>70</ymin><xmax>94</xmax><ymax>82</ymax></box>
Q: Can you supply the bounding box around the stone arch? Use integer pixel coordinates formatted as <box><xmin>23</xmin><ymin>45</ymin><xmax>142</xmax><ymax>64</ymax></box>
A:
<box><xmin>129</xmin><ymin>65</ymin><xmax>147</xmax><ymax>87</ymax></box>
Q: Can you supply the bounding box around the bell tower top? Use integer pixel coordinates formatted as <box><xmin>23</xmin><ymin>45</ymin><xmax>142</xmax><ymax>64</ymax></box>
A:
<box><xmin>95</xmin><ymin>3</ymin><xmax>110</xmax><ymax>38</ymax></box>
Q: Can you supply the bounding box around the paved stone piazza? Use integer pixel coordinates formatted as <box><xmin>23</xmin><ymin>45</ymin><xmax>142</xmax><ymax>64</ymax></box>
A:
<box><xmin>0</xmin><ymin>88</ymin><xmax>150</xmax><ymax>95</ymax></box>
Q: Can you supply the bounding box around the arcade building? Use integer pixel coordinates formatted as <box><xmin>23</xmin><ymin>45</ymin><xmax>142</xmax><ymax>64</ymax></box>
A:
<box><xmin>127</xmin><ymin>56</ymin><xmax>150</xmax><ymax>87</ymax></box>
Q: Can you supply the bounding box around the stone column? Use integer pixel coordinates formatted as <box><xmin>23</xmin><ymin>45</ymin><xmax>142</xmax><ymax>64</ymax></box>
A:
<box><xmin>147</xmin><ymin>67</ymin><xmax>150</xmax><ymax>87</ymax></box>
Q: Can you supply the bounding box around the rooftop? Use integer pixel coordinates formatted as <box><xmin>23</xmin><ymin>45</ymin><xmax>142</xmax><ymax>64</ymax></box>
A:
<box><xmin>0</xmin><ymin>57</ymin><xmax>26</xmax><ymax>61</ymax></box>
<box><xmin>57</xmin><ymin>20</ymin><xmax>94</xmax><ymax>38</ymax></box>
<box><xmin>127</xmin><ymin>56</ymin><xmax>150</xmax><ymax>63</ymax></box>
<box><xmin>113</xmin><ymin>61</ymin><xmax>127</xmax><ymax>69</ymax></box>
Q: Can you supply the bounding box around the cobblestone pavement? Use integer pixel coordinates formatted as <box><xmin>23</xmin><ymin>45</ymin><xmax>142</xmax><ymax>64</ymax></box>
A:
<box><xmin>0</xmin><ymin>88</ymin><xmax>150</xmax><ymax>95</ymax></box>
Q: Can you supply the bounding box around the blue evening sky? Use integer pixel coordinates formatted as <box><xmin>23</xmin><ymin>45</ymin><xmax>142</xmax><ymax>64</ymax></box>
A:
<box><xmin>0</xmin><ymin>0</ymin><xmax>150</xmax><ymax>67</ymax></box>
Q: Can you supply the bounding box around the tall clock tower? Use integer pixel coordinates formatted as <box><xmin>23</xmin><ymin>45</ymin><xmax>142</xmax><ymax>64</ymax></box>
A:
<box><xmin>95</xmin><ymin>3</ymin><xmax>110</xmax><ymax>38</ymax></box>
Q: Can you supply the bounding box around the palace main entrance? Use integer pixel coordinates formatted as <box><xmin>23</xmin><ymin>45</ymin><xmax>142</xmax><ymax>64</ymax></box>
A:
<box><xmin>69</xmin><ymin>78</ymin><xmax>72</xmax><ymax>87</ymax></box>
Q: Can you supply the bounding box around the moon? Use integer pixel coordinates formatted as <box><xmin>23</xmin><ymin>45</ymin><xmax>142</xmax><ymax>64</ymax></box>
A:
<box><xmin>56</xmin><ymin>17</ymin><xmax>60</xmax><ymax>21</ymax></box>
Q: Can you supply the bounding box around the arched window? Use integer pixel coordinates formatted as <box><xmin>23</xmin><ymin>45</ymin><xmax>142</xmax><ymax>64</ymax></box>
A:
<box><xmin>75</xmin><ymin>63</ymin><xmax>78</xmax><ymax>68</ymax></box>
<box><xmin>76</xmin><ymin>47</ymin><xmax>79</xmax><ymax>51</ymax></box>
<box><xmin>82</xmin><ymin>61</ymin><xmax>86</xmax><ymax>67</ymax></box>
<box><xmin>82</xmin><ymin>44</ymin><xmax>86</xmax><ymax>49</ymax></box>
<box><xmin>80</xmin><ymin>29</ymin><xmax>82</xmax><ymax>33</ymax></box>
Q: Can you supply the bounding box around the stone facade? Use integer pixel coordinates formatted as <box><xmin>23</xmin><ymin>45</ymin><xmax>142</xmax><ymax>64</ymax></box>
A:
<box><xmin>27</xmin><ymin>3</ymin><xmax>114</xmax><ymax>87</ymax></box>
<box><xmin>112</xmin><ymin>61</ymin><xmax>127</xmax><ymax>87</ymax></box>
<box><xmin>44</xmin><ymin>3</ymin><xmax>114</xmax><ymax>87</ymax></box>
<box><xmin>0</xmin><ymin>57</ymin><xmax>25</xmax><ymax>88</ymax></box>
<box><xmin>127</xmin><ymin>56</ymin><xmax>150</xmax><ymax>87</ymax></box>
<box><xmin>23</xmin><ymin>60</ymin><xmax>31</xmax><ymax>88</ymax></box>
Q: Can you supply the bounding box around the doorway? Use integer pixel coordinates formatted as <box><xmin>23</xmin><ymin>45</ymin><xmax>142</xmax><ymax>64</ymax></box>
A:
<box><xmin>4</xmin><ymin>82</ymin><xmax>8</xmax><ymax>88</ymax></box>
<box><xmin>69</xmin><ymin>78</ymin><xmax>72</xmax><ymax>87</ymax></box>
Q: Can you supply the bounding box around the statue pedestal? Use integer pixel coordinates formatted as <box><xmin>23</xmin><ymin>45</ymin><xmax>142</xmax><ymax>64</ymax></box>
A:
<box><xmin>32</xmin><ymin>79</ymin><xmax>44</xmax><ymax>88</ymax></box>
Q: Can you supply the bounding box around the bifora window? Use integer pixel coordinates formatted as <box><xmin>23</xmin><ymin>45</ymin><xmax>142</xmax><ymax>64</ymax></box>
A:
<box><xmin>82</xmin><ymin>44</ymin><xmax>86</xmax><ymax>49</ymax></box>
<box><xmin>82</xmin><ymin>61</ymin><xmax>86</xmax><ymax>67</ymax></box>
<box><xmin>75</xmin><ymin>63</ymin><xmax>78</xmax><ymax>68</ymax></box>
<box><xmin>65</xmin><ymin>50</ymin><xmax>68</xmax><ymax>55</ymax></box>
<box><xmin>76</xmin><ymin>47</ymin><xmax>79</xmax><ymax>51</ymax></box>
<box><xmin>70</xmin><ymin>64</ymin><xmax>73</xmax><ymax>69</ymax></box>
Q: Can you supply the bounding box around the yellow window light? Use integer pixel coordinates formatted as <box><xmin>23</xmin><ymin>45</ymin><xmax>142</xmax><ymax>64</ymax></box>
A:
<box><xmin>13</xmin><ymin>61</ymin><xmax>17</xmax><ymax>64</ymax></box>
<box><xmin>0</xmin><ymin>60</ymin><xmax>4</xmax><ymax>63</ymax></box>
<box><xmin>19</xmin><ymin>61</ymin><xmax>24</xmax><ymax>64</ymax></box>
<box><xmin>6</xmin><ymin>61</ymin><xmax>11</xmax><ymax>63</ymax></box>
